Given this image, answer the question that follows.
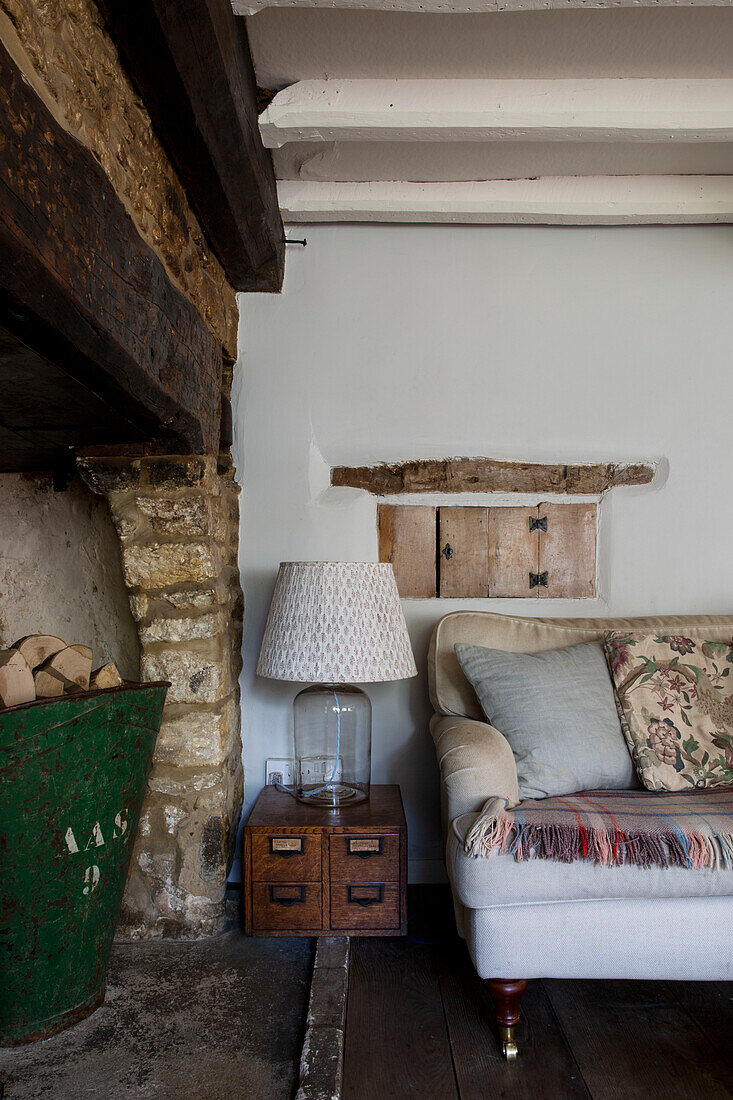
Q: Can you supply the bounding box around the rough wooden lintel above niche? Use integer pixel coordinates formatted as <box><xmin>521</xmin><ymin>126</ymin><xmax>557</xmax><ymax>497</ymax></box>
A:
<box><xmin>378</xmin><ymin>504</ymin><xmax>597</xmax><ymax>599</ymax></box>
<box><xmin>333</xmin><ymin>456</ymin><xmax>655</xmax><ymax>495</ymax></box>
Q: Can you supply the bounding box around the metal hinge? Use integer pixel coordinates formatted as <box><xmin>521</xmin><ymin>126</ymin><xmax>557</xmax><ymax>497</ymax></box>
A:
<box><xmin>529</xmin><ymin>571</ymin><xmax>549</xmax><ymax>589</ymax></box>
<box><xmin>529</xmin><ymin>516</ymin><xmax>548</xmax><ymax>533</ymax></box>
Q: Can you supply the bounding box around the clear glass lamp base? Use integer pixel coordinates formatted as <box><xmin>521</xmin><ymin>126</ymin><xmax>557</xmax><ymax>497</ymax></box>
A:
<box><xmin>298</xmin><ymin>783</ymin><xmax>368</xmax><ymax>808</ymax></box>
<box><xmin>293</xmin><ymin>683</ymin><xmax>371</xmax><ymax>809</ymax></box>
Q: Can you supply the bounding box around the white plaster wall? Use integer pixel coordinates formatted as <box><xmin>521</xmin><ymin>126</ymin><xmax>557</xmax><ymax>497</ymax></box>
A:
<box><xmin>234</xmin><ymin>224</ymin><xmax>733</xmax><ymax>880</ymax></box>
<box><xmin>0</xmin><ymin>473</ymin><xmax>139</xmax><ymax>679</ymax></box>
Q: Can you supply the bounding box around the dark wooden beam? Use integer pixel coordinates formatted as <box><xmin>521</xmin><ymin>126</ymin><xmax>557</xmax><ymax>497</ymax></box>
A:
<box><xmin>0</xmin><ymin>323</ymin><xmax>152</xmax><ymax>473</ymax></box>
<box><xmin>0</xmin><ymin>41</ymin><xmax>222</xmax><ymax>458</ymax></box>
<box><xmin>95</xmin><ymin>0</ymin><xmax>284</xmax><ymax>292</ymax></box>
<box><xmin>332</xmin><ymin>457</ymin><xmax>657</xmax><ymax>495</ymax></box>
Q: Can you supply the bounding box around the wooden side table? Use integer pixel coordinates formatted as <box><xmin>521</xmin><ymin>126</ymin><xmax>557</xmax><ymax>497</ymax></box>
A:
<box><xmin>242</xmin><ymin>784</ymin><xmax>407</xmax><ymax>937</ymax></box>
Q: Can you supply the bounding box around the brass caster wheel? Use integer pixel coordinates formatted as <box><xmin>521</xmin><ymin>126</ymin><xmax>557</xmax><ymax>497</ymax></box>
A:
<box><xmin>500</xmin><ymin>1026</ymin><xmax>518</xmax><ymax>1061</ymax></box>
<box><xmin>502</xmin><ymin>1039</ymin><xmax>518</xmax><ymax>1061</ymax></box>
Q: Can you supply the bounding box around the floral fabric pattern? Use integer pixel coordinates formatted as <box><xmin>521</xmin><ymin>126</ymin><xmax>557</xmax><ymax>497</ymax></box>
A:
<box><xmin>604</xmin><ymin>631</ymin><xmax>733</xmax><ymax>792</ymax></box>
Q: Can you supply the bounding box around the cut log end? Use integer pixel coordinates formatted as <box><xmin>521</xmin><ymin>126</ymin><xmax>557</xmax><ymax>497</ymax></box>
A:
<box><xmin>38</xmin><ymin>645</ymin><xmax>92</xmax><ymax>693</ymax></box>
<box><xmin>0</xmin><ymin>649</ymin><xmax>35</xmax><ymax>708</ymax></box>
<box><xmin>1</xmin><ymin>638</ymin><xmax>122</xmax><ymax>704</ymax></box>
<box><xmin>11</xmin><ymin>634</ymin><xmax>67</xmax><ymax>670</ymax></box>
<box><xmin>34</xmin><ymin>668</ymin><xmax>66</xmax><ymax>699</ymax></box>
<box><xmin>91</xmin><ymin>662</ymin><xmax>122</xmax><ymax>690</ymax></box>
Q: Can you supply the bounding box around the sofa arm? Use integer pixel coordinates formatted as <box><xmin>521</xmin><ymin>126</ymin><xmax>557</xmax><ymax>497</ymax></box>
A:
<box><xmin>430</xmin><ymin>714</ymin><xmax>519</xmax><ymax>824</ymax></box>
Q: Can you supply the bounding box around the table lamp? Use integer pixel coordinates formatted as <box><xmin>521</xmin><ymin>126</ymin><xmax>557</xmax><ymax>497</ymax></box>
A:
<box><xmin>256</xmin><ymin>561</ymin><xmax>417</xmax><ymax>808</ymax></box>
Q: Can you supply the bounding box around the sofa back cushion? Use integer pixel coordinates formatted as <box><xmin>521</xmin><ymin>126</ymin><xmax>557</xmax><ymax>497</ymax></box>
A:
<box><xmin>456</xmin><ymin>640</ymin><xmax>637</xmax><ymax>799</ymax></box>
<box><xmin>605</xmin><ymin>631</ymin><xmax>733</xmax><ymax>792</ymax></box>
<box><xmin>429</xmin><ymin>611</ymin><xmax>733</xmax><ymax>720</ymax></box>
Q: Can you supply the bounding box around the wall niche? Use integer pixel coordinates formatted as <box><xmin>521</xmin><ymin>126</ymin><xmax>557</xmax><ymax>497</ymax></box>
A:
<box><xmin>378</xmin><ymin>503</ymin><xmax>597</xmax><ymax>600</ymax></box>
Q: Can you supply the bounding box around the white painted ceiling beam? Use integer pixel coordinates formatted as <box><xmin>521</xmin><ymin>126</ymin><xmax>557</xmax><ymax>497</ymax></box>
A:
<box><xmin>273</xmin><ymin>140</ymin><xmax>733</xmax><ymax>182</ymax></box>
<box><xmin>277</xmin><ymin>177</ymin><xmax>733</xmax><ymax>224</ymax></box>
<box><xmin>260</xmin><ymin>79</ymin><xmax>733</xmax><ymax>148</ymax></box>
<box><xmin>237</xmin><ymin>0</ymin><xmax>728</xmax><ymax>16</ymax></box>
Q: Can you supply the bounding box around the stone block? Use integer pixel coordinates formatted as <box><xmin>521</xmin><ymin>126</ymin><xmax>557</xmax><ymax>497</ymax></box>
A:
<box><xmin>154</xmin><ymin>697</ymin><xmax>238</xmax><ymax>767</ymax></box>
<box><xmin>136</xmin><ymin>495</ymin><xmax>212</xmax><ymax>537</ymax></box>
<box><xmin>147</xmin><ymin>764</ymin><xmax>226</xmax><ymax>797</ymax></box>
<box><xmin>225</xmin><ymin>758</ymin><xmax>244</xmax><ymax>815</ymax></box>
<box><xmin>158</xmin><ymin>586</ymin><xmax>222</xmax><ymax>612</ymax></box>
<box><xmin>230</xmin><ymin>589</ymin><xmax>244</xmax><ymax>621</ymax></box>
<box><xmin>296</xmin><ymin>1028</ymin><xmax>344</xmax><ymax>1100</ymax></box>
<box><xmin>178</xmin><ymin>810</ymin><xmax>231</xmax><ymax>892</ymax></box>
<box><xmin>199</xmin><ymin>814</ymin><xmax>226</xmax><ymax>882</ymax></box>
<box><xmin>129</xmin><ymin>593</ymin><xmax>149</xmax><ymax>621</ymax></box>
<box><xmin>140</xmin><ymin>610</ymin><xmax>226</xmax><ymax>645</ymax></box>
<box><xmin>113</xmin><ymin>516</ymin><xmax>139</xmax><ymax>541</ymax></box>
<box><xmin>141</xmin><ymin>645</ymin><xmax>231</xmax><ymax>703</ymax></box>
<box><xmin>118</xmin><ymin>783</ymin><xmax>235</xmax><ymax>939</ymax></box>
<box><xmin>77</xmin><ymin>456</ymin><xmax>142</xmax><ymax>494</ymax></box>
<box><xmin>314</xmin><ymin>937</ymin><xmax>350</xmax><ymax>973</ymax></box>
<box><xmin>217</xmin><ymin>454</ymin><xmax>236</xmax><ymax>479</ymax></box>
<box><xmin>221</xmin><ymin>544</ymin><xmax>238</xmax><ymax>572</ymax></box>
<box><xmin>122</xmin><ymin>541</ymin><xmax>220</xmax><ymax>590</ymax></box>
<box><xmin>146</xmin><ymin>456</ymin><xmax>213</xmax><ymax>491</ymax></box>
<box><xmin>107</xmin><ymin>494</ymin><xmax>146</xmax><ymax>543</ymax></box>
<box><xmin>227</xmin><ymin>498</ymin><xmax>240</xmax><ymax>534</ymax></box>
<box><xmin>211</xmin><ymin>505</ymin><xmax>228</xmax><ymax>544</ymax></box>
<box><xmin>119</xmin><ymin>863</ymin><xmax>225</xmax><ymax>940</ymax></box>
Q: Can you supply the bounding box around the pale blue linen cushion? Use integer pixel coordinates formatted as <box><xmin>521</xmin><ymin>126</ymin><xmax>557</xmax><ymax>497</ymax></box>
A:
<box><xmin>454</xmin><ymin>641</ymin><xmax>637</xmax><ymax>800</ymax></box>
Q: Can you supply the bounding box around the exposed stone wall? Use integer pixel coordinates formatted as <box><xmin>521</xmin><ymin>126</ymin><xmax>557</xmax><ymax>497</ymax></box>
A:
<box><xmin>79</xmin><ymin>453</ymin><xmax>244</xmax><ymax>938</ymax></box>
<box><xmin>0</xmin><ymin>0</ymin><xmax>237</xmax><ymax>357</ymax></box>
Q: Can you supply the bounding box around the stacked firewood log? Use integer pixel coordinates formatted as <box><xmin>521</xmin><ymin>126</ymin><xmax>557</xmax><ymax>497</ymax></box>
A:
<box><xmin>0</xmin><ymin>635</ymin><xmax>122</xmax><ymax>708</ymax></box>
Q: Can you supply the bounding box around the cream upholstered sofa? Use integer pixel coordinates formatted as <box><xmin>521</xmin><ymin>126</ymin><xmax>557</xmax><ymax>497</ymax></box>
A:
<box><xmin>428</xmin><ymin>610</ymin><xmax>733</xmax><ymax>1060</ymax></box>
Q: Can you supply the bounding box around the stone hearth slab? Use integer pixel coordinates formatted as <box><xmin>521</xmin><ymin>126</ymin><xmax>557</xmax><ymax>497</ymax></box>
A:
<box><xmin>0</xmin><ymin>933</ymin><xmax>313</xmax><ymax>1099</ymax></box>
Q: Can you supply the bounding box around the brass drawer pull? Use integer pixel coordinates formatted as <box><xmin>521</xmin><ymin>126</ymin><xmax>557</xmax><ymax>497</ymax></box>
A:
<box><xmin>269</xmin><ymin>836</ymin><xmax>304</xmax><ymax>857</ymax></box>
<box><xmin>347</xmin><ymin>885</ymin><xmax>384</xmax><ymax>908</ymax></box>
<box><xmin>347</xmin><ymin>837</ymin><xmax>382</xmax><ymax>859</ymax></box>
<box><xmin>269</xmin><ymin>885</ymin><xmax>306</xmax><ymax>907</ymax></box>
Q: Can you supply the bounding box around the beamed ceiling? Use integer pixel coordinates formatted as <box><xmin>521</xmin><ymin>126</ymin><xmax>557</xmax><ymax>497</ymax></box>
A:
<box><xmin>238</xmin><ymin>3</ymin><xmax>733</xmax><ymax>224</ymax></box>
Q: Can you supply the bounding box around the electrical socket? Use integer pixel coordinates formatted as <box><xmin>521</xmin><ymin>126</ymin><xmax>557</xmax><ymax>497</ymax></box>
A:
<box><xmin>298</xmin><ymin>756</ymin><xmax>343</xmax><ymax>784</ymax></box>
<box><xmin>265</xmin><ymin>758</ymin><xmax>294</xmax><ymax>788</ymax></box>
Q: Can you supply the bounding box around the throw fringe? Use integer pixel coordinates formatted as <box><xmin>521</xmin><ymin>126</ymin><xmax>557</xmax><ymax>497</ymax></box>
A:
<box><xmin>463</xmin><ymin>797</ymin><xmax>733</xmax><ymax>870</ymax></box>
<box><xmin>462</xmin><ymin>797</ymin><xmax>514</xmax><ymax>859</ymax></box>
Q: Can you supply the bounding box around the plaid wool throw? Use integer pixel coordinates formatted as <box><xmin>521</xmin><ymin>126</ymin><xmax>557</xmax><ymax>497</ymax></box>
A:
<box><xmin>463</xmin><ymin>789</ymin><xmax>733</xmax><ymax>870</ymax></box>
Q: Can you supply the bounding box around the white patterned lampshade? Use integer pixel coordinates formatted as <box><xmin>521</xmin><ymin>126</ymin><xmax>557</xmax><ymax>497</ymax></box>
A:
<box><xmin>256</xmin><ymin>562</ymin><xmax>417</xmax><ymax>684</ymax></box>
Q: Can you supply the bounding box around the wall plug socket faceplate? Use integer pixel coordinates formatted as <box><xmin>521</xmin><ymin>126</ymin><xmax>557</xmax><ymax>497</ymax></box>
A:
<box><xmin>265</xmin><ymin>758</ymin><xmax>294</xmax><ymax>788</ymax></box>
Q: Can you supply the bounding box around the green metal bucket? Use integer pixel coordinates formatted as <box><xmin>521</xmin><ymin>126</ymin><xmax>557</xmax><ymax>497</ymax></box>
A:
<box><xmin>0</xmin><ymin>681</ymin><xmax>168</xmax><ymax>1045</ymax></box>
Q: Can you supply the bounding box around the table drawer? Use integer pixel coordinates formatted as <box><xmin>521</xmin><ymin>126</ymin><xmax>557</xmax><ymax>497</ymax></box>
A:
<box><xmin>330</xmin><ymin>882</ymin><xmax>400</xmax><ymax>930</ymax></box>
<box><xmin>330</xmin><ymin>833</ymin><xmax>399</xmax><ymax>883</ymax></box>
<box><xmin>252</xmin><ymin>882</ymin><xmax>323</xmax><ymax>932</ymax></box>
<box><xmin>251</xmin><ymin>833</ymin><xmax>321</xmax><ymax>882</ymax></box>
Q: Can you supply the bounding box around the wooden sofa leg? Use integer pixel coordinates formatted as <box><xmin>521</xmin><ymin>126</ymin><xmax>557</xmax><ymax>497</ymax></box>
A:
<box><xmin>485</xmin><ymin>979</ymin><xmax>527</xmax><ymax>1061</ymax></box>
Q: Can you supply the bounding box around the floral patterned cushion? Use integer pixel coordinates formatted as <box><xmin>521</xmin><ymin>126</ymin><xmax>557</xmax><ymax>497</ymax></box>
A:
<box><xmin>604</xmin><ymin>631</ymin><xmax>733</xmax><ymax>792</ymax></box>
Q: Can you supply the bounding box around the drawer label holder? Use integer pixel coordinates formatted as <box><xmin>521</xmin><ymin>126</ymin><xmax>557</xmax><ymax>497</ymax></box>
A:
<box><xmin>347</xmin><ymin>837</ymin><xmax>383</xmax><ymax>858</ymax></box>
<box><xmin>269</xmin><ymin>836</ymin><xmax>304</xmax><ymax>856</ymax></box>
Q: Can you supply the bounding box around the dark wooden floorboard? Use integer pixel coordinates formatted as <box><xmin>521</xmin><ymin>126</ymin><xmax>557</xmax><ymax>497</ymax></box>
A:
<box><xmin>344</xmin><ymin>936</ymin><xmax>459</xmax><ymax>1100</ymax></box>
<box><xmin>343</xmin><ymin>890</ymin><xmax>733</xmax><ymax>1100</ymax></box>
<box><xmin>669</xmin><ymin>981</ymin><xmax>733</xmax><ymax>1073</ymax></box>
<box><xmin>545</xmin><ymin>978</ymin><xmax>733</xmax><ymax>1100</ymax></box>
<box><xmin>437</xmin><ymin>940</ymin><xmax>590</xmax><ymax>1100</ymax></box>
